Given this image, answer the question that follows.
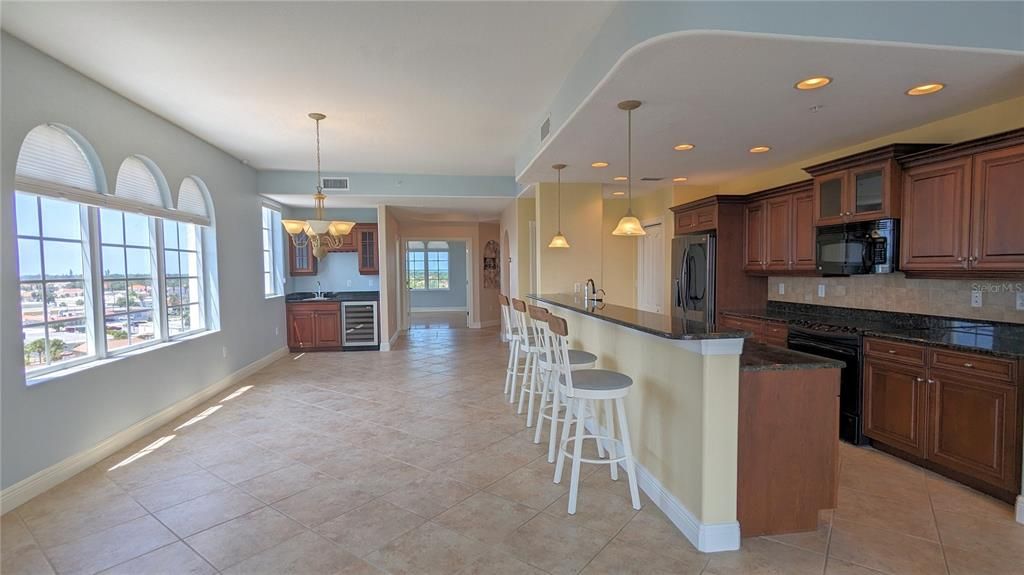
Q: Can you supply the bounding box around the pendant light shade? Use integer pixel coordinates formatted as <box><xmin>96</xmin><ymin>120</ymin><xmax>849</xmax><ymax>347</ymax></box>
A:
<box><xmin>612</xmin><ymin>100</ymin><xmax>647</xmax><ymax>237</ymax></box>
<box><xmin>548</xmin><ymin>163</ymin><xmax>570</xmax><ymax>248</ymax></box>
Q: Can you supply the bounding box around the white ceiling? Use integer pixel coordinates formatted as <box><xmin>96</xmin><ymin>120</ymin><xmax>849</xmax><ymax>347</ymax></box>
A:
<box><xmin>1</xmin><ymin>1</ymin><xmax>614</xmax><ymax>176</ymax></box>
<box><xmin>518</xmin><ymin>31</ymin><xmax>1024</xmax><ymax>188</ymax></box>
<box><xmin>261</xmin><ymin>193</ymin><xmax>509</xmax><ymax>223</ymax></box>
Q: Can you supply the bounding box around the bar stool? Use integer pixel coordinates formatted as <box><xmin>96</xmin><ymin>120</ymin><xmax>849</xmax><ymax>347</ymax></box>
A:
<box><xmin>547</xmin><ymin>314</ymin><xmax>641</xmax><ymax>514</ymax></box>
<box><xmin>527</xmin><ymin>305</ymin><xmax>597</xmax><ymax>461</ymax></box>
<box><xmin>499</xmin><ymin>294</ymin><xmax>523</xmax><ymax>400</ymax></box>
<box><xmin>509</xmin><ymin>298</ymin><xmax>542</xmax><ymax>405</ymax></box>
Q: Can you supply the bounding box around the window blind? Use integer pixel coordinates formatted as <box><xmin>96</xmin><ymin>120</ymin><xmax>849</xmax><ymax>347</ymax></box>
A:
<box><xmin>177</xmin><ymin>177</ymin><xmax>210</xmax><ymax>222</ymax></box>
<box><xmin>115</xmin><ymin>156</ymin><xmax>167</xmax><ymax>208</ymax></box>
<box><xmin>16</xmin><ymin>124</ymin><xmax>100</xmax><ymax>192</ymax></box>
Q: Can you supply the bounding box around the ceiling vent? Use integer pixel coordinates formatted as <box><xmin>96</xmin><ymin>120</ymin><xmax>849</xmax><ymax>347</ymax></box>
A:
<box><xmin>540</xmin><ymin>116</ymin><xmax>550</xmax><ymax>141</ymax></box>
<box><xmin>320</xmin><ymin>176</ymin><xmax>349</xmax><ymax>191</ymax></box>
<box><xmin>640</xmin><ymin>177</ymin><xmax>664</xmax><ymax>182</ymax></box>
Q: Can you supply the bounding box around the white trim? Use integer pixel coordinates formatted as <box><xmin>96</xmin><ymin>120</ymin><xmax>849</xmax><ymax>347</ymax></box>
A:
<box><xmin>477</xmin><ymin>319</ymin><xmax>500</xmax><ymax>328</ymax></box>
<box><xmin>381</xmin><ymin>328</ymin><xmax>402</xmax><ymax>352</ymax></box>
<box><xmin>675</xmin><ymin>337</ymin><xmax>745</xmax><ymax>355</ymax></box>
<box><xmin>0</xmin><ymin>346</ymin><xmax>288</xmax><ymax>514</ymax></box>
<box><xmin>410</xmin><ymin>306</ymin><xmax>467</xmax><ymax>313</ymax></box>
<box><xmin>1016</xmin><ymin>495</ymin><xmax>1023</xmax><ymax>525</ymax></box>
<box><xmin>583</xmin><ymin>420</ymin><xmax>740</xmax><ymax>552</ymax></box>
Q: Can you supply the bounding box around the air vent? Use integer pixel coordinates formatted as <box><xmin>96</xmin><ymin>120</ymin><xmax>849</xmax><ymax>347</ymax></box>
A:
<box><xmin>321</xmin><ymin>177</ymin><xmax>349</xmax><ymax>191</ymax></box>
<box><xmin>540</xmin><ymin>117</ymin><xmax>550</xmax><ymax>141</ymax></box>
<box><xmin>640</xmin><ymin>177</ymin><xmax>664</xmax><ymax>182</ymax></box>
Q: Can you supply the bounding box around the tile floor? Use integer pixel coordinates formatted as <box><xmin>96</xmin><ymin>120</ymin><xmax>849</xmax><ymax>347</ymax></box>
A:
<box><xmin>2</xmin><ymin>325</ymin><xmax>1021</xmax><ymax>574</ymax></box>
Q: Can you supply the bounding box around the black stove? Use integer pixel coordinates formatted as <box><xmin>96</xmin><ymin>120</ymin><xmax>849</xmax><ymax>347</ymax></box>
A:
<box><xmin>788</xmin><ymin>320</ymin><xmax>863</xmax><ymax>335</ymax></box>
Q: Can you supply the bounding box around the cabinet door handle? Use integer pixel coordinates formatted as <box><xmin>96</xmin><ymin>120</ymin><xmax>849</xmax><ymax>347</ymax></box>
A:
<box><xmin>888</xmin><ymin>349</ymin><xmax>897</xmax><ymax>354</ymax></box>
<box><xmin>963</xmin><ymin>362</ymin><xmax>974</xmax><ymax>368</ymax></box>
<box><xmin>927</xmin><ymin>378</ymin><xmax>936</xmax><ymax>384</ymax></box>
<box><xmin>915</xmin><ymin>377</ymin><xmax>925</xmax><ymax>382</ymax></box>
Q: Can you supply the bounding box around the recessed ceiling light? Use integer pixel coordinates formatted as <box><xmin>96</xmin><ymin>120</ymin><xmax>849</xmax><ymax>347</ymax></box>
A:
<box><xmin>749</xmin><ymin>146</ymin><xmax>772</xmax><ymax>154</ymax></box>
<box><xmin>906</xmin><ymin>83</ymin><xmax>945</xmax><ymax>96</ymax></box>
<box><xmin>795</xmin><ymin>76</ymin><xmax>832</xmax><ymax>90</ymax></box>
<box><xmin>672</xmin><ymin>177</ymin><xmax>688</xmax><ymax>183</ymax></box>
<box><xmin>591</xmin><ymin>161</ymin><xmax>609</xmax><ymax>168</ymax></box>
<box><xmin>613</xmin><ymin>176</ymin><xmax>628</xmax><ymax>181</ymax></box>
<box><xmin>673</xmin><ymin>143</ymin><xmax>695</xmax><ymax>151</ymax></box>
<box><xmin>612</xmin><ymin>191</ymin><xmax>626</xmax><ymax>196</ymax></box>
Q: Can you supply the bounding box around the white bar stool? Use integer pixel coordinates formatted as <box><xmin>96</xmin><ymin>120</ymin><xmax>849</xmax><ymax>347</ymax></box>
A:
<box><xmin>499</xmin><ymin>294</ymin><xmax>524</xmax><ymax>400</ymax></box>
<box><xmin>547</xmin><ymin>314</ymin><xmax>641</xmax><ymax>514</ymax></box>
<box><xmin>527</xmin><ymin>305</ymin><xmax>597</xmax><ymax>462</ymax></box>
<box><xmin>509</xmin><ymin>298</ymin><xmax>542</xmax><ymax>406</ymax></box>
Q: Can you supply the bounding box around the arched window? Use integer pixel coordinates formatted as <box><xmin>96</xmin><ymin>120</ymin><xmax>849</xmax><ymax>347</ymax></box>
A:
<box><xmin>15</xmin><ymin>123</ymin><xmax>105</xmax><ymax>195</ymax></box>
<box><xmin>114</xmin><ymin>155</ymin><xmax>171</xmax><ymax>209</ymax></box>
<box><xmin>176</xmin><ymin>176</ymin><xmax>211</xmax><ymax>224</ymax></box>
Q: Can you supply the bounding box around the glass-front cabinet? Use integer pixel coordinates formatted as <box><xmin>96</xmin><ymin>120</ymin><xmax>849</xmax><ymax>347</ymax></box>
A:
<box><xmin>814</xmin><ymin>171</ymin><xmax>847</xmax><ymax>225</ymax></box>
<box><xmin>849</xmin><ymin>162</ymin><xmax>888</xmax><ymax>218</ymax></box>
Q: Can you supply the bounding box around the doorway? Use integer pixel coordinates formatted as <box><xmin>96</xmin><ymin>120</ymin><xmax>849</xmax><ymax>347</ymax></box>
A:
<box><xmin>636</xmin><ymin>219</ymin><xmax>665</xmax><ymax>313</ymax></box>
<box><xmin>403</xmin><ymin>238</ymin><xmax>472</xmax><ymax>329</ymax></box>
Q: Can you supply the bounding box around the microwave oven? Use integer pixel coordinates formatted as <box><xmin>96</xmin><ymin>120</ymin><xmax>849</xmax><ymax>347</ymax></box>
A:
<box><xmin>816</xmin><ymin>218</ymin><xmax>898</xmax><ymax>275</ymax></box>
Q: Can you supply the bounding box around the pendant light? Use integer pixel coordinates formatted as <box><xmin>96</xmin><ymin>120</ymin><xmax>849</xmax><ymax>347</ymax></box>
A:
<box><xmin>281</xmin><ymin>113</ymin><xmax>356</xmax><ymax>259</ymax></box>
<box><xmin>548</xmin><ymin>163</ymin><xmax>570</xmax><ymax>248</ymax></box>
<box><xmin>611</xmin><ymin>100</ymin><xmax>646</xmax><ymax>237</ymax></box>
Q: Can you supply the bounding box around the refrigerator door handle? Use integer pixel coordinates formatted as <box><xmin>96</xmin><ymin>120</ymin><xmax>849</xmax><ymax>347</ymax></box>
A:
<box><xmin>674</xmin><ymin>278</ymin><xmax>682</xmax><ymax>308</ymax></box>
<box><xmin>681</xmin><ymin>246</ymin><xmax>691</xmax><ymax>306</ymax></box>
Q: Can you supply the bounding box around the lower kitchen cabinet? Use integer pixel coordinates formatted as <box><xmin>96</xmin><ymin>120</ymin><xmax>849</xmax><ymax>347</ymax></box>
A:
<box><xmin>863</xmin><ymin>337</ymin><xmax>1021</xmax><ymax>500</ymax></box>
<box><xmin>287</xmin><ymin>302</ymin><xmax>342</xmax><ymax>351</ymax></box>
<box><xmin>719</xmin><ymin>313</ymin><xmax>787</xmax><ymax>347</ymax></box>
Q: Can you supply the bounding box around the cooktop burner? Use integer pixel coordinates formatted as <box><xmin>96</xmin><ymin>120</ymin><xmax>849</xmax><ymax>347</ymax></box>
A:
<box><xmin>788</xmin><ymin>320</ymin><xmax>864</xmax><ymax>334</ymax></box>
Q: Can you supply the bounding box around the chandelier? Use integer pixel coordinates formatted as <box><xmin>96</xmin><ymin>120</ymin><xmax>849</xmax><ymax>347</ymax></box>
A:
<box><xmin>281</xmin><ymin>113</ymin><xmax>355</xmax><ymax>259</ymax></box>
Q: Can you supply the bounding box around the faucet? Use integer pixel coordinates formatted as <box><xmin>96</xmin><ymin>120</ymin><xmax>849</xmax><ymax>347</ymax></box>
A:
<box><xmin>584</xmin><ymin>278</ymin><xmax>605</xmax><ymax>302</ymax></box>
<box><xmin>314</xmin><ymin>280</ymin><xmax>324</xmax><ymax>299</ymax></box>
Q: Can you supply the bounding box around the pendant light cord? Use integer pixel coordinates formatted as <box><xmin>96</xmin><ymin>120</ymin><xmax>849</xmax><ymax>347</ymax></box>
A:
<box><xmin>557</xmin><ymin>168</ymin><xmax>561</xmax><ymax>232</ymax></box>
<box><xmin>627</xmin><ymin>108</ymin><xmax>632</xmax><ymax>208</ymax></box>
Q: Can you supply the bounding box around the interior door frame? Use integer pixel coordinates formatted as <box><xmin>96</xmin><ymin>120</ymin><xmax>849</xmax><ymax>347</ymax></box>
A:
<box><xmin>636</xmin><ymin>217</ymin><xmax>666</xmax><ymax>313</ymax></box>
<box><xmin>401</xmin><ymin>236</ymin><xmax>475</xmax><ymax>328</ymax></box>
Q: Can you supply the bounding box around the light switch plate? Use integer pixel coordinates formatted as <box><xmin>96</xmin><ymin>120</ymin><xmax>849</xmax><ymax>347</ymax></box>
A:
<box><xmin>817</xmin><ymin>284</ymin><xmax>826</xmax><ymax>298</ymax></box>
<box><xmin>971</xmin><ymin>290</ymin><xmax>983</xmax><ymax>308</ymax></box>
<box><xmin>346</xmin><ymin>279</ymin><xmax>353</xmax><ymax>287</ymax></box>
<box><xmin>778</xmin><ymin>283</ymin><xmax>785</xmax><ymax>295</ymax></box>
<box><xmin>1016</xmin><ymin>292</ymin><xmax>1024</xmax><ymax>310</ymax></box>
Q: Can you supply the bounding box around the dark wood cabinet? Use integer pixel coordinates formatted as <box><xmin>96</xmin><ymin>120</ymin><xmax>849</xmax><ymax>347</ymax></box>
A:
<box><xmin>742</xmin><ymin>202</ymin><xmax>766</xmax><ymax>273</ymax></box>
<box><xmin>791</xmin><ymin>191</ymin><xmax>816</xmax><ymax>272</ymax></box>
<box><xmin>863</xmin><ymin>337</ymin><xmax>1022</xmax><ymax>501</ymax></box>
<box><xmin>718</xmin><ymin>313</ymin><xmax>787</xmax><ymax>347</ymax></box>
<box><xmin>764</xmin><ymin>195</ymin><xmax>792</xmax><ymax>272</ymax></box>
<box><xmin>355</xmin><ymin>223</ymin><xmax>379</xmax><ymax>275</ymax></box>
<box><xmin>673</xmin><ymin>203</ymin><xmax>717</xmax><ymax>234</ymax></box>
<box><xmin>288</xmin><ymin>240</ymin><xmax>317</xmax><ymax>276</ymax></box>
<box><xmin>286</xmin><ymin>302</ymin><xmax>342</xmax><ymax>351</ymax></box>
<box><xmin>813</xmin><ymin>171</ymin><xmax>847</xmax><ymax>226</ymax></box>
<box><xmin>763</xmin><ymin>320</ymin><xmax>788</xmax><ymax>347</ymax></box>
<box><xmin>899</xmin><ymin>131</ymin><xmax>1024</xmax><ymax>277</ymax></box>
<box><xmin>324</xmin><ymin>232</ymin><xmax>357</xmax><ymax>253</ymax></box>
<box><xmin>901</xmin><ymin>158</ymin><xmax>973</xmax><ymax>272</ymax></box>
<box><xmin>863</xmin><ymin>357</ymin><xmax>929</xmax><ymax>458</ymax></box>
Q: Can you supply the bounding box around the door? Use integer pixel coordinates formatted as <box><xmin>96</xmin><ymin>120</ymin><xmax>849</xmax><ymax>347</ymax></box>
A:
<box><xmin>313</xmin><ymin>310</ymin><xmax>341</xmax><ymax>348</ymax></box>
<box><xmin>742</xmin><ymin>201</ymin><xmax>766</xmax><ymax>272</ymax></box>
<box><xmin>970</xmin><ymin>145</ymin><xmax>1024</xmax><ymax>272</ymax></box>
<box><xmin>814</xmin><ymin>171</ymin><xmax>847</xmax><ymax>225</ymax></box>
<box><xmin>288</xmin><ymin>309</ymin><xmax>316</xmax><ymax>349</ymax></box>
<box><xmin>764</xmin><ymin>195</ymin><xmax>792</xmax><ymax>272</ymax></box>
<box><xmin>863</xmin><ymin>358</ymin><xmax>929</xmax><ymax>457</ymax></box>
<box><xmin>901</xmin><ymin>158</ymin><xmax>972</xmax><ymax>272</ymax></box>
<box><xmin>848</xmin><ymin>161</ymin><xmax>889</xmax><ymax>221</ymax></box>
<box><xmin>791</xmin><ymin>191</ymin><xmax>816</xmax><ymax>271</ymax></box>
<box><xmin>636</xmin><ymin>221</ymin><xmax>665</xmax><ymax>313</ymax></box>
<box><xmin>928</xmin><ymin>370</ymin><xmax>1019</xmax><ymax>490</ymax></box>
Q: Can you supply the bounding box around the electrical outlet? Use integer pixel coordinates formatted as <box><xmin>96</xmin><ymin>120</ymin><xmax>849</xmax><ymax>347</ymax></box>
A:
<box><xmin>222</xmin><ymin>346</ymin><xmax>228</xmax><ymax>358</ymax></box>
<box><xmin>817</xmin><ymin>284</ymin><xmax>826</xmax><ymax>298</ymax></box>
<box><xmin>778</xmin><ymin>283</ymin><xmax>785</xmax><ymax>295</ymax></box>
<box><xmin>346</xmin><ymin>279</ymin><xmax>352</xmax><ymax>287</ymax></box>
<box><xmin>971</xmin><ymin>290</ymin><xmax>983</xmax><ymax>308</ymax></box>
<box><xmin>369</xmin><ymin>278</ymin><xmax>376</xmax><ymax>287</ymax></box>
<box><xmin>275</xmin><ymin>326</ymin><xmax>279</xmax><ymax>336</ymax></box>
<box><xmin>1017</xmin><ymin>292</ymin><xmax>1024</xmax><ymax>311</ymax></box>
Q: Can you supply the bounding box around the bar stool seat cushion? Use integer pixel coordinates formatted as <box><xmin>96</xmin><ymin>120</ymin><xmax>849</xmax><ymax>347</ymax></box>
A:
<box><xmin>562</xmin><ymin>369</ymin><xmax>632</xmax><ymax>391</ymax></box>
<box><xmin>567</xmin><ymin>350</ymin><xmax>598</xmax><ymax>365</ymax></box>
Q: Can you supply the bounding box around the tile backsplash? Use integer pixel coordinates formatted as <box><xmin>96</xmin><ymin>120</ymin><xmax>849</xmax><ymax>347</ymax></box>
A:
<box><xmin>769</xmin><ymin>274</ymin><xmax>1024</xmax><ymax>324</ymax></box>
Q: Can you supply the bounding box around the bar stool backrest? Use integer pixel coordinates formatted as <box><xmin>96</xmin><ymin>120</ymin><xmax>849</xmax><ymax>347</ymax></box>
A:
<box><xmin>546</xmin><ymin>314</ymin><xmax>575</xmax><ymax>395</ymax></box>
<box><xmin>498</xmin><ymin>294</ymin><xmax>514</xmax><ymax>340</ymax></box>
<box><xmin>527</xmin><ymin>305</ymin><xmax>551</xmax><ymax>361</ymax></box>
<box><xmin>510</xmin><ymin>298</ymin><xmax>532</xmax><ymax>348</ymax></box>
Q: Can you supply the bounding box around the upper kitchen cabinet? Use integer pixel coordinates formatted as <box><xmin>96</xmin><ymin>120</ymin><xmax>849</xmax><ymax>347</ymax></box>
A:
<box><xmin>742</xmin><ymin>201</ymin><xmax>766</xmax><ymax>273</ymax></box>
<box><xmin>899</xmin><ymin>129</ymin><xmax>1024</xmax><ymax>277</ymax></box>
<box><xmin>355</xmin><ymin>223</ymin><xmax>379</xmax><ymax>275</ymax></box>
<box><xmin>672</xmin><ymin>199</ymin><xmax>718</xmax><ymax>234</ymax></box>
<box><xmin>741</xmin><ymin>180</ymin><xmax>815</xmax><ymax>275</ymax></box>
<box><xmin>289</xmin><ymin>240</ymin><xmax>317</xmax><ymax>276</ymax></box>
<box><xmin>804</xmin><ymin>144</ymin><xmax>938</xmax><ymax>226</ymax></box>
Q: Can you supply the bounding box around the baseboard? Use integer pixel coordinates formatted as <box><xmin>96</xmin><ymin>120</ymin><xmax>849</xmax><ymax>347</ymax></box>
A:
<box><xmin>380</xmin><ymin>329</ymin><xmax>402</xmax><ymax>351</ymax></box>
<box><xmin>1016</xmin><ymin>495</ymin><xmax>1023</xmax><ymax>525</ymax></box>
<box><xmin>583</xmin><ymin>420</ymin><xmax>740</xmax><ymax>552</ymax></box>
<box><xmin>0</xmin><ymin>346</ymin><xmax>289</xmax><ymax>514</ymax></box>
<box><xmin>410</xmin><ymin>307</ymin><xmax>467</xmax><ymax>312</ymax></box>
<box><xmin>478</xmin><ymin>319</ymin><xmax>500</xmax><ymax>328</ymax></box>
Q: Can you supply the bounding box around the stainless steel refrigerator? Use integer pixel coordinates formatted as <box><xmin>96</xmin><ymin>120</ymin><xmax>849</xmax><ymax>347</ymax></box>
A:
<box><xmin>671</xmin><ymin>233</ymin><xmax>716</xmax><ymax>325</ymax></box>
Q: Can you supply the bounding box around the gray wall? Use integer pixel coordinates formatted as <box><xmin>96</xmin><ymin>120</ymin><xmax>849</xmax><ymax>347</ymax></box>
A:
<box><xmin>282</xmin><ymin>207</ymin><xmax>380</xmax><ymax>293</ymax></box>
<box><xmin>410</xmin><ymin>241</ymin><xmax>467</xmax><ymax>310</ymax></box>
<box><xmin>1</xmin><ymin>33</ymin><xmax>285</xmax><ymax>489</ymax></box>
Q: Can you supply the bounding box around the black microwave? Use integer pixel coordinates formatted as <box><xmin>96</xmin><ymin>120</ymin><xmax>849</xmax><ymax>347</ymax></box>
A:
<box><xmin>816</xmin><ymin>219</ymin><xmax>898</xmax><ymax>275</ymax></box>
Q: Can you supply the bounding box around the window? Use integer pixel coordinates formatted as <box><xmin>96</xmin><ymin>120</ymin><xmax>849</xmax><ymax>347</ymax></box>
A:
<box><xmin>16</xmin><ymin>194</ymin><xmax>94</xmax><ymax>370</ymax></box>
<box><xmin>261</xmin><ymin>205</ymin><xmax>282</xmax><ymax>297</ymax></box>
<box><xmin>406</xmin><ymin>240</ymin><xmax>450</xmax><ymax>290</ymax></box>
<box><xmin>13</xmin><ymin>124</ymin><xmax>219</xmax><ymax>379</ymax></box>
<box><xmin>100</xmin><ymin>209</ymin><xmax>157</xmax><ymax>350</ymax></box>
<box><xmin>164</xmin><ymin>221</ymin><xmax>205</xmax><ymax>336</ymax></box>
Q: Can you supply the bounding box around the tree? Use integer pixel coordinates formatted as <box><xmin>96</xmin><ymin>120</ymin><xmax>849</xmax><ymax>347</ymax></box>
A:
<box><xmin>47</xmin><ymin>339</ymin><xmax>66</xmax><ymax>362</ymax></box>
<box><xmin>107</xmin><ymin>329</ymin><xmax>127</xmax><ymax>340</ymax></box>
<box><xmin>25</xmin><ymin>339</ymin><xmax>46</xmax><ymax>365</ymax></box>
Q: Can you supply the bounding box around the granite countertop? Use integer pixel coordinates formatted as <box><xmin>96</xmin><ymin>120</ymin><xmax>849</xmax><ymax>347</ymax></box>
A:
<box><xmin>722</xmin><ymin>305</ymin><xmax>1024</xmax><ymax>359</ymax></box>
<box><xmin>286</xmin><ymin>291</ymin><xmax>380</xmax><ymax>303</ymax></box>
<box><xmin>741</xmin><ymin>341</ymin><xmax>845</xmax><ymax>372</ymax></box>
<box><xmin>528</xmin><ymin>294</ymin><xmax>747</xmax><ymax>341</ymax></box>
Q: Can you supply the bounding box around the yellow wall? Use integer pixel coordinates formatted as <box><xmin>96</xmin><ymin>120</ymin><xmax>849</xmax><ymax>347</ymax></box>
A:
<box><xmin>379</xmin><ymin>206</ymin><xmax>401</xmax><ymax>346</ymax></box>
<box><xmin>601</xmin><ymin>198</ymin><xmax>637</xmax><ymax>307</ymax></box>
<box><xmin>516</xmin><ymin>197</ymin><xmax>535</xmax><ymax>297</ymax></box>
<box><xmin>536</xmin><ymin>182</ymin><xmax>604</xmax><ymax>295</ymax></box>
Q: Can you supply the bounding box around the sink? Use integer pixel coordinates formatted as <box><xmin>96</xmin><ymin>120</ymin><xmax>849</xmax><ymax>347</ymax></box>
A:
<box><xmin>306</xmin><ymin>296</ymin><xmax>330</xmax><ymax>301</ymax></box>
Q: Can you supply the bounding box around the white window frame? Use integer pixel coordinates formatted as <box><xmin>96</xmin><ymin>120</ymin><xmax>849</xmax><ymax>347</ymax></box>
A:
<box><xmin>406</xmin><ymin>241</ymin><xmax>451</xmax><ymax>291</ymax></box>
<box><xmin>97</xmin><ymin>208</ymin><xmax>162</xmax><ymax>355</ymax></box>
<box><xmin>261</xmin><ymin>204</ymin><xmax>283</xmax><ymax>297</ymax></box>
<box><xmin>163</xmin><ymin>220</ymin><xmax>207</xmax><ymax>339</ymax></box>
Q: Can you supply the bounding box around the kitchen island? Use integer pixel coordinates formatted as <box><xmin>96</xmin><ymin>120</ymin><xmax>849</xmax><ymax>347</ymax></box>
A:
<box><xmin>529</xmin><ymin>294</ymin><xmax>842</xmax><ymax>548</ymax></box>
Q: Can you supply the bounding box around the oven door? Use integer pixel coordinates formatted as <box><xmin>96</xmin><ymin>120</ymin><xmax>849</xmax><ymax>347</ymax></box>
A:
<box><xmin>816</xmin><ymin>229</ymin><xmax>870</xmax><ymax>275</ymax></box>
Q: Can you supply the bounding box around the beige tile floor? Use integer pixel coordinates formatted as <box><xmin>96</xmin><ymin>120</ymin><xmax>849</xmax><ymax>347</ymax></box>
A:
<box><xmin>2</xmin><ymin>325</ymin><xmax>1022</xmax><ymax>574</ymax></box>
